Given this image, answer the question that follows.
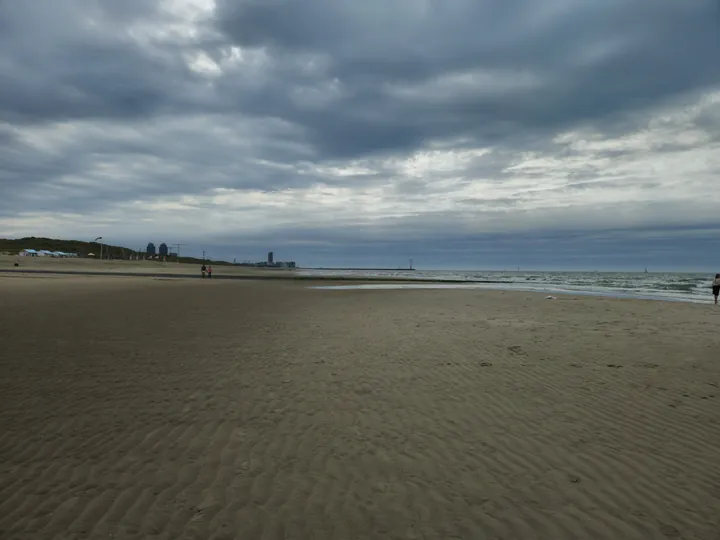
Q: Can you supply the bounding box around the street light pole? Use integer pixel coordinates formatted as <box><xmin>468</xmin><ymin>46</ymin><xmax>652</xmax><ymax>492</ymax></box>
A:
<box><xmin>172</xmin><ymin>243</ymin><xmax>187</xmax><ymax>264</ymax></box>
<box><xmin>94</xmin><ymin>237</ymin><xmax>103</xmax><ymax>260</ymax></box>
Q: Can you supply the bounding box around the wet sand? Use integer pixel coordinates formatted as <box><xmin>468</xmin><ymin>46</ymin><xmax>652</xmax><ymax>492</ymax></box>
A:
<box><xmin>1</xmin><ymin>275</ymin><xmax>719</xmax><ymax>539</ymax></box>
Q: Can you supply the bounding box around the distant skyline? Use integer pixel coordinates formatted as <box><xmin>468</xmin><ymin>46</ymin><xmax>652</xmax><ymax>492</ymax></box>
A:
<box><xmin>1</xmin><ymin>1</ymin><xmax>720</xmax><ymax>271</ymax></box>
<box><xmin>3</xmin><ymin>229</ymin><xmax>718</xmax><ymax>272</ymax></box>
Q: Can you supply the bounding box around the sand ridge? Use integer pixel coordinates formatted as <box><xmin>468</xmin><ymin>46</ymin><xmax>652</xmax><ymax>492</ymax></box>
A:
<box><xmin>1</xmin><ymin>277</ymin><xmax>719</xmax><ymax>539</ymax></box>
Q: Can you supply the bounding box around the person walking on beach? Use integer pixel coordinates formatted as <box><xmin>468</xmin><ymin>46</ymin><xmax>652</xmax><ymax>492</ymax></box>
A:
<box><xmin>208</xmin><ymin>265</ymin><xmax>213</xmax><ymax>279</ymax></box>
<box><xmin>201</xmin><ymin>264</ymin><xmax>207</xmax><ymax>278</ymax></box>
<box><xmin>713</xmin><ymin>274</ymin><xmax>720</xmax><ymax>305</ymax></box>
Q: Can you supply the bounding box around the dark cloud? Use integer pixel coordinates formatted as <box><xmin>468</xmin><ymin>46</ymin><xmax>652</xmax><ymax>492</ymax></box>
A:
<box><xmin>213</xmin><ymin>0</ymin><xmax>720</xmax><ymax>157</ymax></box>
<box><xmin>4</xmin><ymin>1</ymin><xmax>716</xmax><ymax>154</ymax></box>
<box><xmin>0</xmin><ymin>0</ymin><xmax>208</xmax><ymax>125</ymax></box>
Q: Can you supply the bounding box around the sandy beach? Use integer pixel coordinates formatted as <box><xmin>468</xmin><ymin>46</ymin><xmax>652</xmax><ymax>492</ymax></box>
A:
<box><xmin>1</xmin><ymin>274</ymin><xmax>718</xmax><ymax>539</ymax></box>
<box><xmin>0</xmin><ymin>255</ymin><xmax>296</xmax><ymax>279</ymax></box>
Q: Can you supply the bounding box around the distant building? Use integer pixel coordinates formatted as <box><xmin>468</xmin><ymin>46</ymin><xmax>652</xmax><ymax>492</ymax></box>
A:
<box><xmin>146</xmin><ymin>242</ymin><xmax>156</xmax><ymax>256</ymax></box>
<box><xmin>238</xmin><ymin>251</ymin><xmax>295</xmax><ymax>268</ymax></box>
<box><xmin>24</xmin><ymin>250</ymin><xmax>76</xmax><ymax>258</ymax></box>
<box><xmin>159</xmin><ymin>243</ymin><xmax>168</xmax><ymax>257</ymax></box>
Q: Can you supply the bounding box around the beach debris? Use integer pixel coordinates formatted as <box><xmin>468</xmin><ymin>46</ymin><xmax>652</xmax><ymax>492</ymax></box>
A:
<box><xmin>546</xmin><ymin>295</ymin><xmax>556</xmax><ymax>299</ymax></box>
<box><xmin>568</xmin><ymin>474</ymin><xmax>581</xmax><ymax>483</ymax></box>
<box><xmin>480</xmin><ymin>362</ymin><xmax>492</xmax><ymax>367</ymax></box>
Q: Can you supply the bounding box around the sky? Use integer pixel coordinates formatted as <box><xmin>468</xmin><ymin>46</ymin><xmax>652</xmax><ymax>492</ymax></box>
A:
<box><xmin>1</xmin><ymin>0</ymin><xmax>720</xmax><ymax>271</ymax></box>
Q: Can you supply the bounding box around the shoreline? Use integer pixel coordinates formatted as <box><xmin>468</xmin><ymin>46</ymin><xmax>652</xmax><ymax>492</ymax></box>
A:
<box><xmin>2</xmin><ymin>268</ymin><xmax>714</xmax><ymax>305</ymax></box>
<box><xmin>0</xmin><ymin>268</ymin><xmax>512</xmax><ymax>284</ymax></box>
<box><xmin>312</xmin><ymin>282</ymin><xmax>715</xmax><ymax>305</ymax></box>
<box><xmin>302</xmin><ymin>267</ymin><xmax>416</xmax><ymax>271</ymax></box>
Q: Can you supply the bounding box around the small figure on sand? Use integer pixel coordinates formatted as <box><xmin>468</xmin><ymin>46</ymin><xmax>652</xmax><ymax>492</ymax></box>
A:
<box><xmin>713</xmin><ymin>274</ymin><xmax>720</xmax><ymax>305</ymax></box>
<box><xmin>201</xmin><ymin>264</ymin><xmax>207</xmax><ymax>278</ymax></box>
<box><xmin>208</xmin><ymin>265</ymin><xmax>213</xmax><ymax>279</ymax></box>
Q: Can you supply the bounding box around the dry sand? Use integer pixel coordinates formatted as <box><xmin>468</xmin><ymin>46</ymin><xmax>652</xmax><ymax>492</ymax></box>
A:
<box><xmin>0</xmin><ymin>255</ymin><xmax>295</xmax><ymax>278</ymax></box>
<box><xmin>1</xmin><ymin>275</ymin><xmax>719</xmax><ymax>539</ymax></box>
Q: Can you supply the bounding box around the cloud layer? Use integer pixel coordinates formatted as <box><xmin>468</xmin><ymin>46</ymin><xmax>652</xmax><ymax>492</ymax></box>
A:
<box><xmin>2</xmin><ymin>0</ymin><xmax>720</xmax><ymax>269</ymax></box>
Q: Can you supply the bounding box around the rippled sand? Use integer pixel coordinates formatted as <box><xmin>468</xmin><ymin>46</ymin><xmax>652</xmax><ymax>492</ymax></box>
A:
<box><xmin>1</xmin><ymin>275</ymin><xmax>718</xmax><ymax>539</ymax></box>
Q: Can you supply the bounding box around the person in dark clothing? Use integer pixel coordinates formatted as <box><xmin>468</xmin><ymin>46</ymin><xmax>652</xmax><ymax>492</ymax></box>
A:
<box><xmin>201</xmin><ymin>264</ymin><xmax>207</xmax><ymax>278</ymax></box>
<box><xmin>713</xmin><ymin>274</ymin><xmax>720</xmax><ymax>305</ymax></box>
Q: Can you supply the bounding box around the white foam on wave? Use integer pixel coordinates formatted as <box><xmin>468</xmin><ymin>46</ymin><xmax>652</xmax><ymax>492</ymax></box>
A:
<box><xmin>302</xmin><ymin>269</ymin><xmax>715</xmax><ymax>305</ymax></box>
<box><xmin>309</xmin><ymin>283</ymin><xmax>711</xmax><ymax>304</ymax></box>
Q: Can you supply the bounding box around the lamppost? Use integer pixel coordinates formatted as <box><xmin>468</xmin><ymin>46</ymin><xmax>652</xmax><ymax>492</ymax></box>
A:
<box><xmin>94</xmin><ymin>237</ymin><xmax>103</xmax><ymax>260</ymax></box>
<box><xmin>172</xmin><ymin>243</ymin><xmax>187</xmax><ymax>264</ymax></box>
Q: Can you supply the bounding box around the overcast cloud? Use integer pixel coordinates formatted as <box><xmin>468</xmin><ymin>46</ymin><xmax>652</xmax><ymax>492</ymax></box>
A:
<box><xmin>2</xmin><ymin>0</ymin><xmax>720</xmax><ymax>270</ymax></box>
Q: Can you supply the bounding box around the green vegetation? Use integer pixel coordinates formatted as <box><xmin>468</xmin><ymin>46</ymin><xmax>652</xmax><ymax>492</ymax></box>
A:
<box><xmin>0</xmin><ymin>237</ymin><xmax>233</xmax><ymax>265</ymax></box>
<box><xmin>0</xmin><ymin>237</ymin><xmax>105</xmax><ymax>256</ymax></box>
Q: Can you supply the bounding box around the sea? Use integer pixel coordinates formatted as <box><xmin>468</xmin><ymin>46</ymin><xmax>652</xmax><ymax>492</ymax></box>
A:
<box><xmin>299</xmin><ymin>269</ymin><xmax>718</xmax><ymax>304</ymax></box>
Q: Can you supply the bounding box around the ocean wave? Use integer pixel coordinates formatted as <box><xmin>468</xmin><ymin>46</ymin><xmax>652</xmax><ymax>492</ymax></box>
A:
<box><xmin>298</xmin><ymin>269</ymin><xmax>715</xmax><ymax>303</ymax></box>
